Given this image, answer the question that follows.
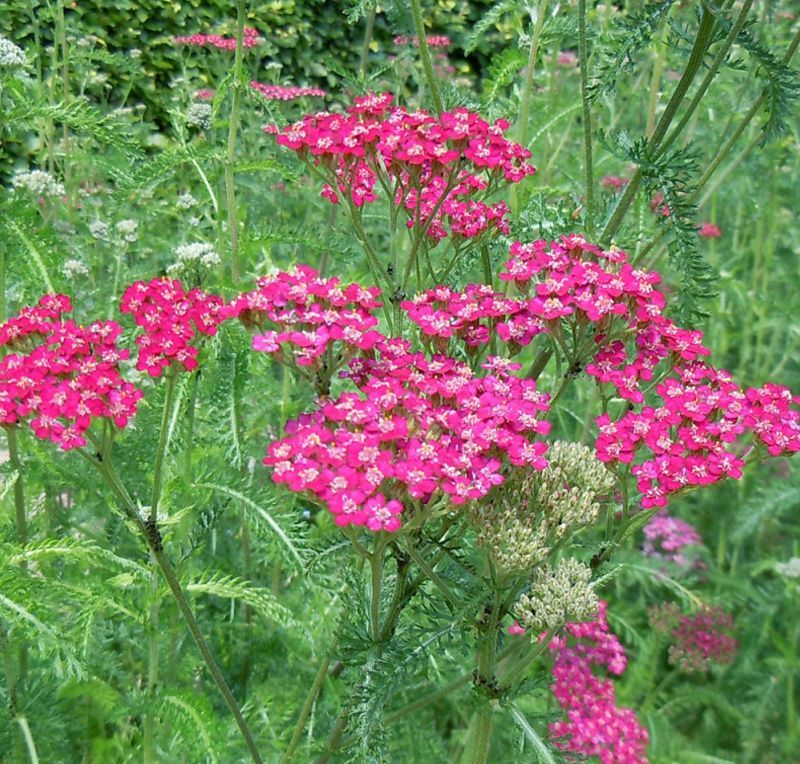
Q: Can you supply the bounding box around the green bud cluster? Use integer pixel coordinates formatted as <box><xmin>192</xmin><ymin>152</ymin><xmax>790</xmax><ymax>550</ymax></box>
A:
<box><xmin>513</xmin><ymin>558</ymin><xmax>598</xmax><ymax>632</ymax></box>
<box><xmin>470</xmin><ymin>441</ymin><xmax>615</xmax><ymax>573</ymax></box>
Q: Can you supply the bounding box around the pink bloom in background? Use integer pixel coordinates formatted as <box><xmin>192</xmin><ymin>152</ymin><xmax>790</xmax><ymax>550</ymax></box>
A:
<box><xmin>601</xmin><ymin>175</ymin><xmax>629</xmax><ymax>191</ymax></box>
<box><xmin>650</xmin><ymin>604</ymin><xmax>738</xmax><ymax>673</ymax></box>
<box><xmin>508</xmin><ymin>621</ymin><xmax>526</xmax><ymax>635</ymax></box>
<box><xmin>174</xmin><ymin>27</ymin><xmax>261</xmax><ymax>51</ymax></box>
<box><xmin>250</xmin><ymin>82</ymin><xmax>326</xmax><ymax>101</ymax></box>
<box><xmin>393</xmin><ymin>34</ymin><xmax>451</xmax><ymax>48</ymax></box>
<box><xmin>643</xmin><ymin>511</ymin><xmax>702</xmax><ymax>565</ymax></box>
<box><xmin>650</xmin><ymin>192</ymin><xmax>671</xmax><ymax>217</ymax></box>
<box><xmin>698</xmin><ymin>222</ymin><xmax>722</xmax><ymax>238</ymax></box>
<box><xmin>549</xmin><ymin>601</ymin><xmax>650</xmax><ymax>763</ymax></box>
<box><xmin>120</xmin><ymin>278</ymin><xmax>224</xmax><ymax>377</ymax></box>
<box><xmin>194</xmin><ymin>88</ymin><xmax>215</xmax><ymax>100</ymax></box>
<box><xmin>0</xmin><ymin>294</ymin><xmax>142</xmax><ymax>450</ymax></box>
<box><xmin>556</xmin><ymin>50</ymin><xmax>579</xmax><ymax>67</ymax></box>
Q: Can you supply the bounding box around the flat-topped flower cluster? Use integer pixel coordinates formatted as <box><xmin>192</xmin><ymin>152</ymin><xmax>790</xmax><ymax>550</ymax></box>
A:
<box><xmin>263</xmin><ymin>344</ymin><xmax>550</xmax><ymax>531</ymax></box>
<box><xmin>271</xmin><ymin>92</ymin><xmax>534</xmax><ymax>244</ymax></box>
<box><xmin>0</xmin><ymin>295</ymin><xmax>141</xmax><ymax>450</ymax></box>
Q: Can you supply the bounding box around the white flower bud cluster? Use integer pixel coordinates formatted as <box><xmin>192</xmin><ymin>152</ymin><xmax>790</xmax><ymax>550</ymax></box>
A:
<box><xmin>62</xmin><ymin>259</ymin><xmax>89</xmax><ymax>279</ymax></box>
<box><xmin>186</xmin><ymin>103</ymin><xmax>213</xmax><ymax>131</ymax></box>
<box><xmin>167</xmin><ymin>242</ymin><xmax>220</xmax><ymax>276</ymax></box>
<box><xmin>776</xmin><ymin>557</ymin><xmax>800</xmax><ymax>578</ymax></box>
<box><xmin>0</xmin><ymin>37</ymin><xmax>26</xmax><ymax>68</ymax></box>
<box><xmin>470</xmin><ymin>441</ymin><xmax>615</xmax><ymax>573</ymax></box>
<box><xmin>513</xmin><ymin>558</ymin><xmax>598</xmax><ymax>632</ymax></box>
<box><xmin>11</xmin><ymin>170</ymin><xmax>65</xmax><ymax>197</ymax></box>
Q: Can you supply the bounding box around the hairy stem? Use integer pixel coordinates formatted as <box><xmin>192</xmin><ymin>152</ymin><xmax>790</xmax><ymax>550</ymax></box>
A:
<box><xmin>225</xmin><ymin>0</ymin><xmax>247</xmax><ymax>284</ymax></box>
<box><xmin>410</xmin><ymin>0</ymin><xmax>443</xmax><ymax>115</ymax></box>
<box><xmin>358</xmin><ymin>8</ymin><xmax>376</xmax><ymax>78</ymax></box>
<box><xmin>143</xmin><ymin>565</ymin><xmax>160</xmax><ymax>763</ymax></box>
<box><xmin>578</xmin><ymin>0</ymin><xmax>595</xmax><ymax>234</ymax></box>
<box><xmin>150</xmin><ymin>373</ymin><xmax>178</xmax><ymax>524</ymax></box>
<box><xmin>517</xmin><ymin>0</ymin><xmax>549</xmax><ymax>149</ymax></box>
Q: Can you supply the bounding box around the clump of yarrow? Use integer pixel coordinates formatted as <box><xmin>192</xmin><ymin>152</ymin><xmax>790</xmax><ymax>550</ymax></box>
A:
<box><xmin>514</xmin><ymin>558</ymin><xmax>598</xmax><ymax>632</ymax></box>
<box><xmin>168</xmin><ymin>242</ymin><xmax>221</xmax><ymax>276</ymax></box>
<box><xmin>186</xmin><ymin>102</ymin><xmax>213</xmax><ymax>131</ymax></box>
<box><xmin>115</xmin><ymin>219</ymin><xmax>138</xmax><ymax>243</ymax></box>
<box><xmin>62</xmin><ymin>259</ymin><xmax>89</xmax><ymax>279</ymax></box>
<box><xmin>11</xmin><ymin>169</ymin><xmax>65</xmax><ymax>198</ymax></box>
<box><xmin>0</xmin><ymin>36</ymin><xmax>27</xmax><ymax>68</ymax></box>
<box><xmin>470</xmin><ymin>441</ymin><xmax>615</xmax><ymax>573</ymax></box>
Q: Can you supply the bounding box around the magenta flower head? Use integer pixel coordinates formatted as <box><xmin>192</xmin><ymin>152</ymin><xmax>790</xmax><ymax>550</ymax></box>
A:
<box><xmin>272</xmin><ymin>93</ymin><xmax>534</xmax><ymax>244</ymax></box>
<box><xmin>643</xmin><ymin>511</ymin><xmax>702</xmax><ymax>566</ymax></box>
<box><xmin>224</xmin><ymin>266</ymin><xmax>384</xmax><ymax>393</ymax></box>
<box><xmin>698</xmin><ymin>222</ymin><xmax>722</xmax><ymax>238</ymax></box>
<box><xmin>120</xmin><ymin>278</ymin><xmax>224</xmax><ymax>378</ymax></box>
<box><xmin>262</xmin><ymin>336</ymin><xmax>550</xmax><ymax>533</ymax></box>
<box><xmin>174</xmin><ymin>27</ymin><xmax>261</xmax><ymax>51</ymax></box>
<box><xmin>668</xmin><ymin>606</ymin><xmax>738</xmax><ymax>674</ymax></box>
<box><xmin>0</xmin><ymin>294</ymin><xmax>142</xmax><ymax>450</ymax></box>
<box><xmin>548</xmin><ymin>601</ymin><xmax>650</xmax><ymax>762</ymax></box>
<box><xmin>250</xmin><ymin>82</ymin><xmax>326</xmax><ymax>101</ymax></box>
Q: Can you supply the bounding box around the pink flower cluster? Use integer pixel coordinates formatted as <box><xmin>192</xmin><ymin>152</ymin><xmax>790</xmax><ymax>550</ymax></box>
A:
<box><xmin>272</xmin><ymin>93</ymin><xmax>534</xmax><ymax>243</ymax></box>
<box><xmin>393</xmin><ymin>35</ymin><xmax>451</xmax><ymax>48</ymax></box>
<box><xmin>263</xmin><ymin>341</ymin><xmax>550</xmax><ymax>531</ymax></box>
<box><xmin>601</xmin><ymin>175</ymin><xmax>629</xmax><ymax>191</ymax></box>
<box><xmin>250</xmin><ymin>82</ymin><xmax>326</xmax><ymax>101</ymax></box>
<box><xmin>223</xmin><ymin>266</ymin><xmax>383</xmax><ymax>377</ymax></box>
<box><xmin>650</xmin><ymin>605</ymin><xmax>738</xmax><ymax>674</ymax></box>
<box><xmin>595</xmin><ymin>364</ymin><xmax>800</xmax><ymax>507</ymax></box>
<box><xmin>698</xmin><ymin>222</ymin><xmax>722</xmax><ymax>238</ymax></box>
<box><xmin>0</xmin><ymin>295</ymin><xmax>142</xmax><ymax>450</ymax></box>
<box><xmin>549</xmin><ymin>601</ymin><xmax>650</xmax><ymax>763</ymax></box>
<box><xmin>120</xmin><ymin>278</ymin><xmax>224</xmax><ymax>377</ymax></box>
<box><xmin>401</xmin><ymin>283</ymin><xmax>543</xmax><ymax>352</ymax></box>
<box><xmin>643</xmin><ymin>510</ymin><xmax>702</xmax><ymax>565</ymax></box>
<box><xmin>174</xmin><ymin>27</ymin><xmax>261</xmax><ymax>50</ymax></box>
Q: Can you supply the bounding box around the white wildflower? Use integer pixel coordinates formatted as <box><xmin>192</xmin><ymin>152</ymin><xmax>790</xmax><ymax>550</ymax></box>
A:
<box><xmin>89</xmin><ymin>220</ymin><xmax>111</xmax><ymax>241</ymax></box>
<box><xmin>186</xmin><ymin>102</ymin><xmax>213</xmax><ymax>130</ymax></box>
<box><xmin>177</xmin><ymin>192</ymin><xmax>197</xmax><ymax>210</ymax></box>
<box><xmin>776</xmin><ymin>557</ymin><xmax>800</xmax><ymax>578</ymax></box>
<box><xmin>115</xmin><ymin>219</ymin><xmax>139</xmax><ymax>243</ymax></box>
<box><xmin>63</xmin><ymin>259</ymin><xmax>89</xmax><ymax>279</ymax></box>
<box><xmin>11</xmin><ymin>170</ymin><xmax>65</xmax><ymax>197</ymax></box>
<box><xmin>168</xmin><ymin>242</ymin><xmax>221</xmax><ymax>276</ymax></box>
<box><xmin>0</xmin><ymin>37</ymin><xmax>27</xmax><ymax>68</ymax></box>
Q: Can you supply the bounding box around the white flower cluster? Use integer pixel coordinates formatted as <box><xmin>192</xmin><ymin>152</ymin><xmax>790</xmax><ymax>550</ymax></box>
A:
<box><xmin>186</xmin><ymin>103</ymin><xmax>213</xmax><ymax>130</ymax></box>
<box><xmin>62</xmin><ymin>259</ymin><xmax>89</xmax><ymax>279</ymax></box>
<box><xmin>177</xmin><ymin>192</ymin><xmax>197</xmax><ymax>210</ymax></box>
<box><xmin>776</xmin><ymin>557</ymin><xmax>800</xmax><ymax>578</ymax></box>
<box><xmin>0</xmin><ymin>37</ymin><xmax>26</xmax><ymax>68</ymax></box>
<box><xmin>89</xmin><ymin>220</ymin><xmax>111</xmax><ymax>241</ymax></box>
<box><xmin>115</xmin><ymin>219</ymin><xmax>139</xmax><ymax>243</ymax></box>
<box><xmin>470</xmin><ymin>441</ymin><xmax>615</xmax><ymax>573</ymax></box>
<box><xmin>168</xmin><ymin>242</ymin><xmax>220</xmax><ymax>276</ymax></box>
<box><xmin>513</xmin><ymin>558</ymin><xmax>598</xmax><ymax>632</ymax></box>
<box><xmin>11</xmin><ymin>170</ymin><xmax>65</xmax><ymax>198</ymax></box>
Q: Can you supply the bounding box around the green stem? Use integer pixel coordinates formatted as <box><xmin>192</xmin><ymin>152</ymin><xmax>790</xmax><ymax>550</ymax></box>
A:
<box><xmin>410</xmin><ymin>0</ymin><xmax>443</xmax><ymax>115</ymax></box>
<box><xmin>226</xmin><ymin>0</ymin><xmax>247</xmax><ymax>284</ymax></box>
<box><xmin>577</xmin><ymin>0</ymin><xmax>594</xmax><ymax>234</ymax></box>
<box><xmin>283</xmin><ymin>652</ymin><xmax>333</xmax><ymax>762</ymax></box>
<box><xmin>517</xmin><ymin>0</ymin><xmax>549</xmax><ymax>149</ymax></box>
<box><xmin>461</xmin><ymin>592</ymin><xmax>501</xmax><ymax>764</ymax></box>
<box><xmin>182</xmin><ymin>371</ymin><xmax>200</xmax><ymax>495</ymax></box>
<box><xmin>601</xmin><ymin>8</ymin><xmax>717</xmax><ymax>242</ymax></box>
<box><xmin>143</xmin><ymin>564</ymin><xmax>160</xmax><ymax>764</ymax></box>
<box><xmin>56</xmin><ymin>0</ymin><xmax>71</xmax><ymax>193</ymax></box>
<box><xmin>150</xmin><ymin>373</ymin><xmax>178</xmax><ymax>523</ymax></box>
<box><xmin>657</xmin><ymin>0</ymin><xmax>755</xmax><ymax>157</ymax></box>
<box><xmin>85</xmin><ymin>454</ymin><xmax>264</xmax><ymax>763</ymax></box>
<box><xmin>358</xmin><ymin>8</ymin><xmax>376</xmax><ymax>79</ymax></box>
<box><xmin>6</xmin><ymin>428</ymin><xmax>27</xmax><ymax>548</ymax></box>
